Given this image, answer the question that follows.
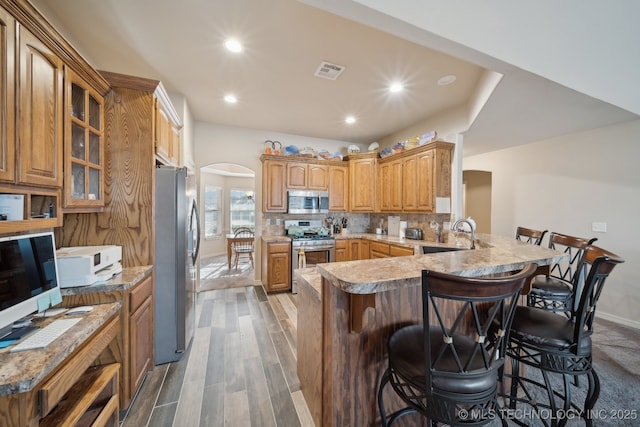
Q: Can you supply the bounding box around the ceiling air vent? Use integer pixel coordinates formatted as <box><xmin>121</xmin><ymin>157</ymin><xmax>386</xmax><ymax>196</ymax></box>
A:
<box><xmin>314</xmin><ymin>61</ymin><xmax>345</xmax><ymax>80</ymax></box>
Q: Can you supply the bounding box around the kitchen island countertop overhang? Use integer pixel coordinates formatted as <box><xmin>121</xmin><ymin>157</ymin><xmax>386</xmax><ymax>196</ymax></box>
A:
<box><xmin>316</xmin><ymin>233</ymin><xmax>567</xmax><ymax>294</ymax></box>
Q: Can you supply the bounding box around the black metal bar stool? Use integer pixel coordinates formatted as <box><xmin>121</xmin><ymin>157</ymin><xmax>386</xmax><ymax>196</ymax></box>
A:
<box><xmin>516</xmin><ymin>226</ymin><xmax>548</xmax><ymax>246</ymax></box>
<box><xmin>527</xmin><ymin>232</ymin><xmax>597</xmax><ymax>315</ymax></box>
<box><xmin>377</xmin><ymin>264</ymin><xmax>538</xmax><ymax>426</ymax></box>
<box><xmin>505</xmin><ymin>245</ymin><xmax>624</xmax><ymax>427</ymax></box>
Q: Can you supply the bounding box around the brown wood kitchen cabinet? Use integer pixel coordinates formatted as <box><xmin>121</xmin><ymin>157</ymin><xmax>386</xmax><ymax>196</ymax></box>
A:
<box><xmin>335</xmin><ymin>239</ymin><xmax>348</xmax><ymax>262</ymax></box>
<box><xmin>403</xmin><ymin>148</ymin><xmax>440</xmax><ymax>212</ymax></box>
<box><xmin>378</xmin><ymin>141</ymin><xmax>454</xmax><ymax>213</ymax></box>
<box><xmin>286</xmin><ymin>162</ymin><xmax>328</xmax><ymax>190</ymax></box>
<box><xmin>155</xmin><ymin>93</ymin><xmax>182</xmax><ymax>166</ymax></box>
<box><xmin>0</xmin><ymin>1</ymin><xmax>109</xmax><ymax>233</ymax></box>
<box><xmin>261</xmin><ymin>240</ymin><xmax>291</xmax><ymax>292</ymax></box>
<box><xmin>347</xmin><ymin>152</ymin><xmax>377</xmax><ymax>212</ymax></box>
<box><xmin>359</xmin><ymin>239</ymin><xmax>371</xmax><ymax>260</ymax></box>
<box><xmin>328</xmin><ymin>165</ymin><xmax>348</xmax><ymax>211</ymax></box>
<box><xmin>378</xmin><ymin>158</ymin><xmax>403</xmax><ymax>212</ymax></box>
<box><xmin>128</xmin><ymin>275</ymin><xmax>154</xmax><ymax>398</ymax></box>
<box><xmin>262</xmin><ymin>159</ymin><xmax>287</xmax><ymax>212</ymax></box>
<box><xmin>17</xmin><ymin>24</ymin><xmax>64</xmax><ymax>189</ymax></box>
<box><xmin>0</xmin><ymin>6</ymin><xmax>15</xmax><ymax>185</ymax></box>
<box><xmin>0</xmin><ymin>18</ymin><xmax>65</xmax><ymax>231</ymax></box>
<box><xmin>336</xmin><ymin>238</ymin><xmax>371</xmax><ymax>261</ymax></box>
<box><xmin>63</xmin><ymin>67</ymin><xmax>105</xmax><ymax>210</ymax></box>
<box><xmin>369</xmin><ymin>241</ymin><xmax>414</xmax><ymax>258</ymax></box>
<box><xmin>347</xmin><ymin>239</ymin><xmax>361</xmax><ymax>260</ymax></box>
<box><xmin>61</xmin><ymin>270</ymin><xmax>154</xmax><ymax>410</ymax></box>
<box><xmin>261</xmin><ymin>155</ymin><xmax>347</xmax><ymax>212</ymax></box>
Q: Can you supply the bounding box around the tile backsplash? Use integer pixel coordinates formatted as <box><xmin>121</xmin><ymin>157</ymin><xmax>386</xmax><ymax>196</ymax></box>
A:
<box><xmin>263</xmin><ymin>212</ymin><xmax>453</xmax><ymax>241</ymax></box>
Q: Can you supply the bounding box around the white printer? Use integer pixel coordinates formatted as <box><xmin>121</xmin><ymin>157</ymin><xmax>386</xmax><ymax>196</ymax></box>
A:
<box><xmin>56</xmin><ymin>245</ymin><xmax>123</xmax><ymax>288</ymax></box>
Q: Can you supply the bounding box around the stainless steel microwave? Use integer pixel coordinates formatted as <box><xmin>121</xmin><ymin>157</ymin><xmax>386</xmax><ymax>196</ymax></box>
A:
<box><xmin>287</xmin><ymin>190</ymin><xmax>329</xmax><ymax>214</ymax></box>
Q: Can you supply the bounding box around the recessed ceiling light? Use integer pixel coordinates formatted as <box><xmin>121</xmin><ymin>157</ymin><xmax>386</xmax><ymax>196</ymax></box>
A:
<box><xmin>437</xmin><ymin>75</ymin><xmax>457</xmax><ymax>86</ymax></box>
<box><xmin>224</xmin><ymin>38</ymin><xmax>243</xmax><ymax>53</ymax></box>
<box><xmin>345</xmin><ymin>116</ymin><xmax>356</xmax><ymax>124</ymax></box>
<box><xmin>224</xmin><ymin>94</ymin><xmax>237</xmax><ymax>104</ymax></box>
<box><xmin>389</xmin><ymin>82</ymin><xmax>404</xmax><ymax>93</ymax></box>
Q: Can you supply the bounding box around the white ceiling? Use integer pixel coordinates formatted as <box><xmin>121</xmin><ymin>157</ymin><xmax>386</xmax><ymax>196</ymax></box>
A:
<box><xmin>32</xmin><ymin>0</ymin><xmax>638</xmax><ymax>157</ymax></box>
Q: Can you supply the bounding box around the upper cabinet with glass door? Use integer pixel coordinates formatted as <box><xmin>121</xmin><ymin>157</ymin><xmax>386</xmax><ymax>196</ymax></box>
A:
<box><xmin>64</xmin><ymin>67</ymin><xmax>105</xmax><ymax>210</ymax></box>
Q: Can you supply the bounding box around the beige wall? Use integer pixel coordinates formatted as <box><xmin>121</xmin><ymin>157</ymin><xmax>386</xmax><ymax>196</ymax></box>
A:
<box><xmin>464</xmin><ymin>119</ymin><xmax>640</xmax><ymax>327</ymax></box>
<box><xmin>462</xmin><ymin>170</ymin><xmax>492</xmax><ymax>234</ymax></box>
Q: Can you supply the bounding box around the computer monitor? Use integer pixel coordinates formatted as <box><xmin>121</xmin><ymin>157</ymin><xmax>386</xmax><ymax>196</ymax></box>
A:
<box><xmin>0</xmin><ymin>231</ymin><xmax>62</xmax><ymax>332</ymax></box>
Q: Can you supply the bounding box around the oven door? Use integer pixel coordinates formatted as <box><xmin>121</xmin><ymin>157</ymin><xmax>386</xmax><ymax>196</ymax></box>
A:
<box><xmin>291</xmin><ymin>244</ymin><xmax>335</xmax><ymax>293</ymax></box>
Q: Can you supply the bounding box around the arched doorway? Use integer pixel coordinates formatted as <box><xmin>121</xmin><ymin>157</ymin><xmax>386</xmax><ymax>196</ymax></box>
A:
<box><xmin>198</xmin><ymin>163</ymin><xmax>256</xmax><ymax>291</ymax></box>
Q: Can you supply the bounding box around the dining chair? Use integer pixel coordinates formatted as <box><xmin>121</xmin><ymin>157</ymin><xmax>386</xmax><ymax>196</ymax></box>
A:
<box><xmin>232</xmin><ymin>227</ymin><xmax>254</xmax><ymax>269</ymax></box>
<box><xmin>515</xmin><ymin>226</ymin><xmax>548</xmax><ymax>246</ymax></box>
<box><xmin>505</xmin><ymin>245</ymin><xmax>624</xmax><ymax>427</ymax></box>
<box><xmin>377</xmin><ymin>263</ymin><xmax>538</xmax><ymax>426</ymax></box>
<box><xmin>527</xmin><ymin>232</ymin><xmax>597</xmax><ymax>315</ymax></box>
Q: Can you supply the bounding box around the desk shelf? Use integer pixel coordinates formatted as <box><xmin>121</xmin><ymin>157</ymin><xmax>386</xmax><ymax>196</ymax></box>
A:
<box><xmin>40</xmin><ymin>363</ymin><xmax>119</xmax><ymax>427</ymax></box>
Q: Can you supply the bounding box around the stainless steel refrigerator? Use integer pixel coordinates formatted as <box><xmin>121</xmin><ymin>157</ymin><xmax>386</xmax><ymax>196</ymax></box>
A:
<box><xmin>154</xmin><ymin>166</ymin><xmax>200</xmax><ymax>365</ymax></box>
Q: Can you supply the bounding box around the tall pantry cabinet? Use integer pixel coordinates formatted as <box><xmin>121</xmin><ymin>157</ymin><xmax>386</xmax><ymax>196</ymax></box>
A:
<box><xmin>57</xmin><ymin>71</ymin><xmax>182</xmax><ymax>409</ymax></box>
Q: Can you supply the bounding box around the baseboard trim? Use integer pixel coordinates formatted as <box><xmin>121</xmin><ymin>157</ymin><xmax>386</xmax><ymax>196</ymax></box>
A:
<box><xmin>597</xmin><ymin>311</ymin><xmax>640</xmax><ymax>330</ymax></box>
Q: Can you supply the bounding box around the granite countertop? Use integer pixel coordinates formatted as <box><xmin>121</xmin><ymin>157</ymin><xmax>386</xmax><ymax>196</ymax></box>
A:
<box><xmin>261</xmin><ymin>235</ymin><xmax>292</xmax><ymax>243</ymax></box>
<box><xmin>295</xmin><ymin>267</ymin><xmax>322</xmax><ymax>297</ymax></box>
<box><xmin>0</xmin><ymin>302</ymin><xmax>121</xmax><ymax>396</ymax></box>
<box><xmin>317</xmin><ymin>233</ymin><xmax>566</xmax><ymax>294</ymax></box>
<box><xmin>60</xmin><ymin>265</ymin><xmax>153</xmax><ymax>295</ymax></box>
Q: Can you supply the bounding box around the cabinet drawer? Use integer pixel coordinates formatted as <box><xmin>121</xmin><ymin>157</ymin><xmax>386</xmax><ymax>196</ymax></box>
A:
<box><xmin>40</xmin><ymin>363</ymin><xmax>120</xmax><ymax>427</ymax></box>
<box><xmin>269</xmin><ymin>242</ymin><xmax>291</xmax><ymax>253</ymax></box>
<box><xmin>369</xmin><ymin>241</ymin><xmax>390</xmax><ymax>256</ymax></box>
<box><xmin>130</xmin><ymin>275</ymin><xmax>152</xmax><ymax>313</ymax></box>
<box><xmin>389</xmin><ymin>244</ymin><xmax>415</xmax><ymax>257</ymax></box>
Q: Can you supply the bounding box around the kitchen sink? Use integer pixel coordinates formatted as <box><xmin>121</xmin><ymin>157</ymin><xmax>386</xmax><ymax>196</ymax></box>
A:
<box><xmin>421</xmin><ymin>246</ymin><xmax>465</xmax><ymax>254</ymax></box>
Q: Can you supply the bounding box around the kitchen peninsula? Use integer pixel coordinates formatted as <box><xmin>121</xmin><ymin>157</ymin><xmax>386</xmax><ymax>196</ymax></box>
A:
<box><xmin>296</xmin><ymin>233</ymin><xmax>567</xmax><ymax>426</ymax></box>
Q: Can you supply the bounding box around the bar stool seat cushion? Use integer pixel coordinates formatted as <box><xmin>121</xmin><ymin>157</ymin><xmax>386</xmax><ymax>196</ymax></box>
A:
<box><xmin>529</xmin><ymin>276</ymin><xmax>572</xmax><ymax>296</ymax></box>
<box><xmin>510</xmin><ymin>306</ymin><xmax>591</xmax><ymax>356</ymax></box>
<box><xmin>388</xmin><ymin>325</ymin><xmax>497</xmax><ymax>395</ymax></box>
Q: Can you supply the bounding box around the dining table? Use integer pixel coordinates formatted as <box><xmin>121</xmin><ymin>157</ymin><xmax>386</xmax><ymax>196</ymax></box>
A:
<box><xmin>225</xmin><ymin>233</ymin><xmax>255</xmax><ymax>269</ymax></box>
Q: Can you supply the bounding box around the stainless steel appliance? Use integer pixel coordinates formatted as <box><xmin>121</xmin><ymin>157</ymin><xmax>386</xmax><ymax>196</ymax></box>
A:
<box><xmin>154</xmin><ymin>166</ymin><xmax>200</xmax><ymax>365</ymax></box>
<box><xmin>286</xmin><ymin>220</ymin><xmax>335</xmax><ymax>293</ymax></box>
<box><xmin>405</xmin><ymin>227</ymin><xmax>424</xmax><ymax>240</ymax></box>
<box><xmin>287</xmin><ymin>190</ymin><xmax>329</xmax><ymax>214</ymax></box>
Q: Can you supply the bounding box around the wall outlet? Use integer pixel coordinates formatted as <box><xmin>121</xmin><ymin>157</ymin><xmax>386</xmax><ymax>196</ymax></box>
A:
<box><xmin>592</xmin><ymin>222</ymin><xmax>607</xmax><ymax>232</ymax></box>
<box><xmin>265</xmin><ymin>218</ymin><xmax>271</xmax><ymax>225</ymax></box>
<box><xmin>275</xmin><ymin>218</ymin><xmax>281</xmax><ymax>226</ymax></box>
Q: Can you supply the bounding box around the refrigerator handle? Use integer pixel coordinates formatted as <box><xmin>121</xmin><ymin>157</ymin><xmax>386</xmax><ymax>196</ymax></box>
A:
<box><xmin>190</xmin><ymin>199</ymin><xmax>201</xmax><ymax>266</ymax></box>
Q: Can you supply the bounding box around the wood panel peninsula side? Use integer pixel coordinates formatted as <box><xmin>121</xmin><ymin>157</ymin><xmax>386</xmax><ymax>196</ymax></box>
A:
<box><xmin>296</xmin><ymin>233</ymin><xmax>567</xmax><ymax>427</ymax></box>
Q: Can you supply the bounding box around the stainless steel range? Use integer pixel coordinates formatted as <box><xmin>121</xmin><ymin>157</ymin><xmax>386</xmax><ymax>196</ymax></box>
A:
<box><xmin>286</xmin><ymin>220</ymin><xmax>335</xmax><ymax>293</ymax></box>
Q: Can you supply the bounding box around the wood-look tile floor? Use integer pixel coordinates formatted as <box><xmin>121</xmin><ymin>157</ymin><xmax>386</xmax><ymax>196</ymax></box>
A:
<box><xmin>120</xmin><ymin>285</ymin><xmax>313</xmax><ymax>427</ymax></box>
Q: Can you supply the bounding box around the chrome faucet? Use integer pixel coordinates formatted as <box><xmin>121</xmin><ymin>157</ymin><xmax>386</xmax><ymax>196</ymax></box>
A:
<box><xmin>452</xmin><ymin>218</ymin><xmax>476</xmax><ymax>249</ymax></box>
